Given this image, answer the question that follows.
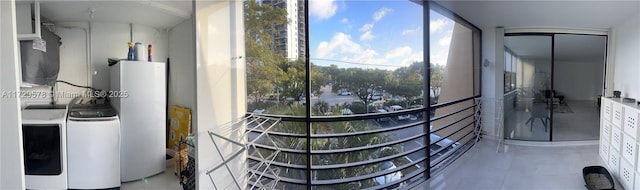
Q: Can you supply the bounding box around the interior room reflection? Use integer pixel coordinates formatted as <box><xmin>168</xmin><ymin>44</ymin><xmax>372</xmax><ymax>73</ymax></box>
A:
<box><xmin>503</xmin><ymin>34</ymin><xmax>606</xmax><ymax>141</ymax></box>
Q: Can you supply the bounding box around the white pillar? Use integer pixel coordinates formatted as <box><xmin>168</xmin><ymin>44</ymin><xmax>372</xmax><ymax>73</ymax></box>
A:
<box><xmin>195</xmin><ymin>0</ymin><xmax>247</xmax><ymax>189</ymax></box>
<box><xmin>1</xmin><ymin>0</ymin><xmax>26</xmax><ymax>189</ymax></box>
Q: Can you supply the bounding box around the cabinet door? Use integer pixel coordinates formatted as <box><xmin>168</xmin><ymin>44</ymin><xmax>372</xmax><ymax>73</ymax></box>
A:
<box><xmin>624</xmin><ymin>108</ymin><xmax>639</xmax><ymax>139</ymax></box>
<box><xmin>16</xmin><ymin>1</ymin><xmax>41</xmax><ymax>40</ymax></box>
<box><xmin>614</xmin><ymin>103</ymin><xmax>624</xmax><ymax>128</ymax></box>
<box><xmin>600</xmin><ymin>141</ymin><xmax>609</xmax><ymax>162</ymax></box>
<box><xmin>620</xmin><ymin>160</ymin><xmax>635</xmax><ymax>190</ymax></box>
<box><xmin>622</xmin><ymin>134</ymin><xmax>637</xmax><ymax>165</ymax></box>
<box><xmin>612</xmin><ymin>127</ymin><xmax>622</xmax><ymax>151</ymax></box>
<box><xmin>603</xmin><ymin>98</ymin><xmax>612</xmax><ymax>121</ymax></box>
<box><xmin>635</xmin><ymin>172</ymin><xmax>640</xmax><ymax>190</ymax></box>
<box><xmin>610</xmin><ymin>148</ymin><xmax>620</xmax><ymax>175</ymax></box>
<box><xmin>602</xmin><ymin>121</ymin><xmax>611</xmax><ymax>142</ymax></box>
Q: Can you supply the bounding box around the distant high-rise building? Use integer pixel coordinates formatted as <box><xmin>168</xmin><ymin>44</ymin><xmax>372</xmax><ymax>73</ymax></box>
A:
<box><xmin>265</xmin><ymin>0</ymin><xmax>305</xmax><ymax>61</ymax></box>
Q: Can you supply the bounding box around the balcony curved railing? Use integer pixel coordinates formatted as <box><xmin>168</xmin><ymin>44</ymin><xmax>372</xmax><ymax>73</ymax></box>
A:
<box><xmin>207</xmin><ymin>96</ymin><xmax>481</xmax><ymax>189</ymax></box>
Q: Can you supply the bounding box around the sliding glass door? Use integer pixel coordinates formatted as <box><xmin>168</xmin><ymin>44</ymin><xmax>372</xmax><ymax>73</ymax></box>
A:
<box><xmin>503</xmin><ymin>35</ymin><xmax>553</xmax><ymax>141</ymax></box>
<box><xmin>503</xmin><ymin>33</ymin><xmax>607</xmax><ymax>141</ymax></box>
<box><xmin>551</xmin><ymin>34</ymin><xmax>606</xmax><ymax>141</ymax></box>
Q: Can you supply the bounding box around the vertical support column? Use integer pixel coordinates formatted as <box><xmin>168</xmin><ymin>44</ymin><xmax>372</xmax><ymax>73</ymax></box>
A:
<box><xmin>494</xmin><ymin>27</ymin><xmax>505</xmax><ymax>141</ymax></box>
<box><xmin>195</xmin><ymin>0</ymin><xmax>247</xmax><ymax>189</ymax></box>
<box><xmin>1</xmin><ymin>0</ymin><xmax>26</xmax><ymax>189</ymax></box>
<box><xmin>423</xmin><ymin>1</ymin><xmax>431</xmax><ymax>179</ymax></box>
<box><xmin>303</xmin><ymin>0</ymin><xmax>312</xmax><ymax>188</ymax></box>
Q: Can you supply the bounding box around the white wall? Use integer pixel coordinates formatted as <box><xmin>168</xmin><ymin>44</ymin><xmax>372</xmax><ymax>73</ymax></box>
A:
<box><xmin>612</xmin><ymin>12</ymin><xmax>640</xmax><ymax>100</ymax></box>
<box><xmin>526</xmin><ymin>58</ymin><xmax>552</xmax><ymax>93</ymax></box>
<box><xmin>56</xmin><ymin>24</ymin><xmax>89</xmax><ymax>103</ymax></box>
<box><xmin>195</xmin><ymin>1</ymin><xmax>247</xmax><ymax>189</ymax></box>
<box><xmin>432</xmin><ymin>23</ymin><xmax>476</xmax><ymax>142</ymax></box>
<box><xmin>517</xmin><ymin>58</ymin><xmax>535</xmax><ymax>91</ymax></box>
<box><xmin>0</xmin><ymin>0</ymin><xmax>26</xmax><ymax>189</ymax></box>
<box><xmin>19</xmin><ymin>22</ymin><xmax>91</xmax><ymax>106</ymax></box>
<box><xmin>91</xmin><ymin>22</ymin><xmax>169</xmax><ymax>91</ymax></box>
<box><xmin>168</xmin><ymin>17</ymin><xmax>196</xmax><ymax>111</ymax></box>
<box><xmin>480</xmin><ymin>27</ymin><xmax>501</xmax><ymax>139</ymax></box>
<box><xmin>555</xmin><ymin>60</ymin><xmax>604</xmax><ymax>101</ymax></box>
<box><xmin>19</xmin><ymin>22</ymin><xmax>170</xmax><ymax>106</ymax></box>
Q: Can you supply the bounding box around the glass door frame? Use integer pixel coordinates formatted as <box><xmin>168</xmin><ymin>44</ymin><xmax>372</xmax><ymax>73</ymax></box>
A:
<box><xmin>503</xmin><ymin>31</ymin><xmax>609</xmax><ymax>142</ymax></box>
<box><xmin>504</xmin><ymin>33</ymin><xmax>554</xmax><ymax>141</ymax></box>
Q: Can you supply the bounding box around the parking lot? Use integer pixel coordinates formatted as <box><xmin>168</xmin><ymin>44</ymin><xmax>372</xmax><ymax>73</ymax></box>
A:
<box><xmin>282</xmin><ymin>85</ymin><xmax>430</xmax><ymax>164</ymax></box>
<box><xmin>310</xmin><ymin>85</ymin><xmax>358</xmax><ymax>106</ymax></box>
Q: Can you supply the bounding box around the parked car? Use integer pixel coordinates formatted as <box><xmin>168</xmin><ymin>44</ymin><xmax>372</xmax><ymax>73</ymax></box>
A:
<box><xmin>352</xmin><ymin>99</ymin><xmax>365</xmax><ymax>105</ymax></box>
<box><xmin>374</xmin><ymin>161</ymin><xmax>403</xmax><ymax>188</ymax></box>
<box><xmin>369</xmin><ymin>94</ymin><xmax>383</xmax><ymax>101</ymax></box>
<box><xmin>388</xmin><ymin>105</ymin><xmax>410</xmax><ymax>121</ymax></box>
<box><xmin>430</xmin><ymin>133</ymin><xmax>461</xmax><ymax>161</ymax></box>
<box><xmin>339</xmin><ymin>91</ymin><xmax>352</xmax><ymax>96</ymax></box>
<box><xmin>375</xmin><ymin>109</ymin><xmax>391</xmax><ymax>122</ymax></box>
<box><xmin>409</xmin><ymin>105</ymin><xmax>424</xmax><ymax>119</ymax></box>
<box><xmin>341</xmin><ymin>108</ymin><xmax>353</xmax><ymax>115</ymax></box>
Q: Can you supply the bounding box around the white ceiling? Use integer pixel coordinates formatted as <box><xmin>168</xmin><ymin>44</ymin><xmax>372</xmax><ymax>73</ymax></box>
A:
<box><xmin>36</xmin><ymin>0</ymin><xmax>192</xmax><ymax>29</ymax></box>
<box><xmin>438</xmin><ymin>1</ymin><xmax>623</xmax><ymax>64</ymax></box>
<box><xmin>434</xmin><ymin>0</ymin><xmax>640</xmax><ymax>30</ymax></box>
<box><xmin>504</xmin><ymin>34</ymin><xmax>607</xmax><ymax>62</ymax></box>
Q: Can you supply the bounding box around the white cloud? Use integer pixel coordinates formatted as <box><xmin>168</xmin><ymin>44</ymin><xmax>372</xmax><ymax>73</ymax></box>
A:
<box><xmin>400</xmin><ymin>52</ymin><xmax>424</xmax><ymax>66</ymax></box>
<box><xmin>315</xmin><ymin>33</ymin><xmax>422</xmax><ymax>68</ymax></box>
<box><xmin>340</xmin><ymin>18</ymin><xmax>349</xmax><ymax>24</ymax></box>
<box><xmin>358</xmin><ymin>23</ymin><xmax>375</xmax><ymax>41</ymax></box>
<box><xmin>360</xmin><ymin>30</ymin><xmax>375</xmax><ymax>41</ymax></box>
<box><xmin>430</xmin><ymin>18</ymin><xmax>449</xmax><ymax>32</ymax></box>
<box><xmin>348</xmin><ymin>49</ymin><xmax>382</xmax><ymax>65</ymax></box>
<box><xmin>438</xmin><ymin>30</ymin><xmax>453</xmax><ymax>47</ymax></box>
<box><xmin>430</xmin><ymin>47</ymin><xmax>449</xmax><ymax>65</ymax></box>
<box><xmin>316</xmin><ymin>32</ymin><xmax>363</xmax><ymax>58</ymax></box>
<box><xmin>373</xmin><ymin>8</ymin><xmax>393</xmax><ymax>21</ymax></box>
<box><xmin>402</xmin><ymin>27</ymin><xmax>420</xmax><ymax>35</ymax></box>
<box><xmin>384</xmin><ymin>46</ymin><xmax>412</xmax><ymax>59</ymax></box>
<box><xmin>359</xmin><ymin>23</ymin><xmax>374</xmax><ymax>32</ymax></box>
<box><xmin>439</xmin><ymin>36</ymin><xmax>452</xmax><ymax>47</ymax></box>
<box><xmin>431</xmin><ymin>29</ymin><xmax>453</xmax><ymax>65</ymax></box>
<box><xmin>310</xmin><ymin>0</ymin><xmax>338</xmax><ymax>20</ymax></box>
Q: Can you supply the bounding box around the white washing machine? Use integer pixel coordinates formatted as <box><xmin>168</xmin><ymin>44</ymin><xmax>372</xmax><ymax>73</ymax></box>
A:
<box><xmin>66</xmin><ymin>98</ymin><xmax>121</xmax><ymax>189</ymax></box>
<box><xmin>21</xmin><ymin>105</ymin><xmax>68</xmax><ymax>190</ymax></box>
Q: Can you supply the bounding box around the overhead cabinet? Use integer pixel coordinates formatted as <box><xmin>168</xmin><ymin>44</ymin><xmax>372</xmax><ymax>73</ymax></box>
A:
<box><xmin>16</xmin><ymin>0</ymin><xmax>41</xmax><ymax>40</ymax></box>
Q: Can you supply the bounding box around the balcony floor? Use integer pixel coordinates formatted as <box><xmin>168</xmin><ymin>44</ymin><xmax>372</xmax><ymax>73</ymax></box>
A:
<box><xmin>419</xmin><ymin>140</ymin><xmax>618</xmax><ymax>190</ymax></box>
<box><xmin>121</xmin><ymin>167</ymin><xmax>181</xmax><ymax>190</ymax></box>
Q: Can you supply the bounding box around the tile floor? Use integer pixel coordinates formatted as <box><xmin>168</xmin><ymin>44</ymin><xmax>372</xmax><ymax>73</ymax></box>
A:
<box><xmin>418</xmin><ymin>140</ymin><xmax>620</xmax><ymax>190</ymax></box>
<box><xmin>504</xmin><ymin>100</ymin><xmax>600</xmax><ymax>141</ymax></box>
<box><xmin>119</xmin><ymin>140</ymin><xmax>612</xmax><ymax>190</ymax></box>
<box><xmin>121</xmin><ymin>167</ymin><xmax>182</xmax><ymax>190</ymax></box>
<box><xmin>553</xmin><ymin>100</ymin><xmax>600</xmax><ymax>141</ymax></box>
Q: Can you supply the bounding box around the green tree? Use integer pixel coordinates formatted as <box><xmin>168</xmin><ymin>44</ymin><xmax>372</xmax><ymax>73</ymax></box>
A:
<box><xmin>277</xmin><ymin>60</ymin><xmax>327</xmax><ymax>101</ymax></box>
<box><xmin>331</xmin><ymin>68</ymin><xmax>389</xmax><ymax>112</ymax></box>
<box><xmin>430</xmin><ymin>63</ymin><xmax>445</xmax><ymax>103</ymax></box>
<box><xmin>278</xmin><ymin>60</ymin><xmax>306</xmax><ymax>100</ymax></box>
<box><xmin>244</xmin><ymin>0</ymin><xmax>287</xmax><ymax>102</ymax></box>
<box><xmin>310</xmin><ymin>63</ymin><xmax>328</xmax><ymax>95</ymax></box>
<box><xmin>323</xmin><ymin>64</ymin><xmax>341</xmax><ymax>87</ymax></box>
<box><xmin>385</xmin><ymin>62</ymin><xmax>424</xmax><ymax>107</ymax></box>
<box><xmin>313</xmin><ymin>101</ymin><xmax>330</xmax><ymax>115</ymax></box>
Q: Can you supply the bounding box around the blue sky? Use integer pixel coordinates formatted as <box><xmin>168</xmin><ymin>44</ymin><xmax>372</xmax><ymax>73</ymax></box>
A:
<box><xmin>308</xmin><ymin>0</ymin><xmax>454</xmax><ymax>69</ymax></box>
